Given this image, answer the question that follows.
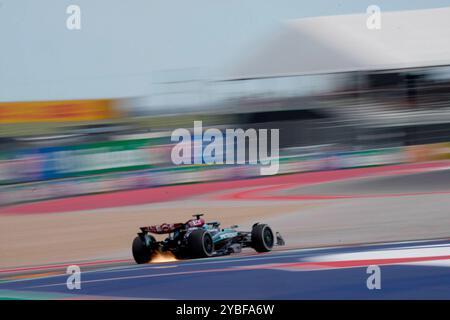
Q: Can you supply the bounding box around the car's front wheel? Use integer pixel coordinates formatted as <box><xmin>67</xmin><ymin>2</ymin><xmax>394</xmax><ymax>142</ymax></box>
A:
<box><xmin>251</xmin><ymin>224</ymin><xmax>274</xmax><ymax>252</ymax></box>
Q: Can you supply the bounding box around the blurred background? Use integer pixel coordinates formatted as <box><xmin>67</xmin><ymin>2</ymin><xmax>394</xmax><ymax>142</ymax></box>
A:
<box><xmin>1</xmin><ymin>1</ymin><xmax>450</xmax><ymax>207</ymax></box>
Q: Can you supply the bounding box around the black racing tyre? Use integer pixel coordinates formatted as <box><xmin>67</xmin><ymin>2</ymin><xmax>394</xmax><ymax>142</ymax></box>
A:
<box><xmin>251</xmin><ymin>224</ymin><xmax>274</xmax><ymax>252</ymax></box>
<box><xmin>132</xmin><ymin>236</ymin><xmax>153</xmax><ymax>264</ymax></box>
<box><xmin>187</xmin><ymin>229</ymin><xmax>214</xmax><ymax>258</ymax></box>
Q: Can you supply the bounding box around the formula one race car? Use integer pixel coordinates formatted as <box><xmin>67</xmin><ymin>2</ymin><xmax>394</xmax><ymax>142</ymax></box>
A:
<box><xmin>132</xmin><ymin>214</ymin><xmax>285</xmax><ymax>264</ymax></box>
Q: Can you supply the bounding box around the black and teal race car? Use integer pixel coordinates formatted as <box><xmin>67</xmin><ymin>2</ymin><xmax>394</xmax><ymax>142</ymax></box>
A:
<box><xmin>132</xmin><ymin>214</ymin><xmax>285</xmax><ymax>264</ymax></box>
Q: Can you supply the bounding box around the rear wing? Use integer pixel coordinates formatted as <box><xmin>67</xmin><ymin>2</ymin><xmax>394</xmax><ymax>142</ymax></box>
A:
<box><xmin>140</xmin><ymin>223</ymin><xmax>184</xmax><ymax>234</ymax></box>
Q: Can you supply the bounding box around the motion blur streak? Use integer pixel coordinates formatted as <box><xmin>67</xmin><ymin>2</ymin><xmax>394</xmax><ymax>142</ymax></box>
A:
<box><xmin>1</xmin><ymin>4</ymin><xmax>450</xmax><ymax>300</ymax></box>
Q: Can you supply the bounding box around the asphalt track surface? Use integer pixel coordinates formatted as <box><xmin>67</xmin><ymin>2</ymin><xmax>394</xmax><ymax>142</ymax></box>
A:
<box><xmin>281</xmin><ymin>168</ymin><xmax>450</xmax><ymax>196</ymax></box>
<box><xmin>1</xmin><ymin>239</ymin><xmax>450</xmax><ymax>299</ymax></box>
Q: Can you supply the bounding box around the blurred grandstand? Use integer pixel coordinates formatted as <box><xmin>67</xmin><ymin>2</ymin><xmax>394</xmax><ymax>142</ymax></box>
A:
<box><xmin>1</xmin><ymin>7</ymin><xmax>450</xmax><ymax>206</ymax></box>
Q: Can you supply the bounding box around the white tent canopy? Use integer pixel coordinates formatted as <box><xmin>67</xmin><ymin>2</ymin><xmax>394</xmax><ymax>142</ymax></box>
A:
<box><xmin>225</xmin><ymin>7</ymin><xmax>450</xmax><ymax>80</ymax></box>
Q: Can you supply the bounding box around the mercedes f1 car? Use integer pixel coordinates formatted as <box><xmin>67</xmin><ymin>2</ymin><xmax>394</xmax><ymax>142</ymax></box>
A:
<box><xmin>132</xmin><ymin>214</ymin><xmax>285</xmax><ymax>264</ymax></box>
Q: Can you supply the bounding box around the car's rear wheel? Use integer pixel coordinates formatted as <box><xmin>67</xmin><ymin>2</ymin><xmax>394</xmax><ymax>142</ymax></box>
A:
<box><xmin>251</xmin><ymin>224</ymin><xmax>274</xmax><ymax>252</ymax></box>
<box><xmin>132</xmin><ymin>236</ymin><xmax>153</xmax><ymax>264</ymax></box>
<box><xmin>188</xmin><ymin>229</ymin><xmax>214</xmax><ymax>258</ymax></box>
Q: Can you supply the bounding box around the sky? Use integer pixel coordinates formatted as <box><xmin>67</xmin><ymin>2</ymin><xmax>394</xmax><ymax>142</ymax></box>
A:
<box><xmin>0</xmin><ymin>0</ymin><xmax>449</xmax><ymax>102</ymax></box>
